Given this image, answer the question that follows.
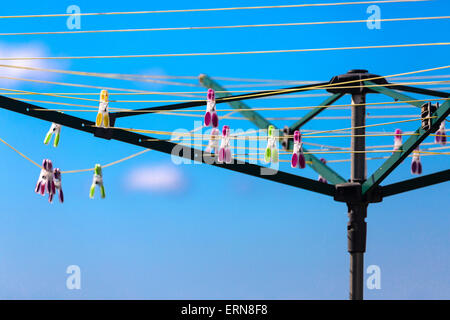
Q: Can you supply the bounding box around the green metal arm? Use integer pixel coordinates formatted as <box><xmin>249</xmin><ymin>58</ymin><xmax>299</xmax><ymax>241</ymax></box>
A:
<box><xmin>362</xmin><ymin>100</ymin><xmax>450</xmax><ymax>195</ymax></box>
<box><xmin>382</xmin><ymin>169</ymin><xmax>450</xmax><ymax>197</ymax></box>
<box><xmin>364</xmin><ymin>81</ymin><xmax>423</xmax><ymax>108</ymax></box>
<box><xmin>200</xmin><ymin>74</ymin><xmax>347</xmax><ymax>185</ymax></box>
<box><xmin>390</xmin><ymin>84</ymin><xmax>450</xmax><ymax>99</ymax></box>
<box><xmin>199</xmin><ymin>74</ymin><xmax>273</xmax><ymax>129</ymax></box>
<box><xmin>289</xmin><ymin>93</ymin><xmax>344</xmax><ymax>132</ymax></box>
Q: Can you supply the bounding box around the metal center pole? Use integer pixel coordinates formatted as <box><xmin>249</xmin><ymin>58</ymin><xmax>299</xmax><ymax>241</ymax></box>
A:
<box><xmin>348</xmin><ymin>93</ymin><xmax>367</xmax><ymax>300</ymax></box>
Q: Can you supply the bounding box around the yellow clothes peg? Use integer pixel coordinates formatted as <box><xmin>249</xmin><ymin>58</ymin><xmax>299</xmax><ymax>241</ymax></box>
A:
<box><xmin>96</xmin><ymin>90</ymin><xmax>110</xmax><ymax>128</ymax></box>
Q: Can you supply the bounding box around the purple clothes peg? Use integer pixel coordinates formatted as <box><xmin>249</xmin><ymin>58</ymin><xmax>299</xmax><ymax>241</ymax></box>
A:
<box><xmin>35</xmin><ymin>159</ymin><xmax>55</xmax><ymax>202</ymax></box>
<box><xmin>393</xmin><ymin>128</ymin><xmax>402</xmax><ymax>151</ymax></box>
<box><xmin>435</xmin><ymin>121</ymin><xmax>446</xmax><ymax>146</ymax></box>
<box><xmin>204</xmin><ymin>88</ymin><xmax>219</xmax><ymax>128</ymax></box>
<box><xmin>411</xmin><ymin>146</ymin><xmax>422</xmax><ymax>175</ymax></box>
<box><xmin>218</xmin><ymin>125</ymin><xmax>232</xmax><ymax>164</ymax></box>
<box><xmin>291</xmin><ymin>130</ymin><xmax>306</xmax><ymax>169</ymax></box>
<box><xmin>318</xmin><ymin>158</ymin><xmax>328</xmax><ymax>183</ymax></box>
<box><xmin>53</xmin><ymin>168</ymin><xmax>64</xmax><ymax>203</ymax></box>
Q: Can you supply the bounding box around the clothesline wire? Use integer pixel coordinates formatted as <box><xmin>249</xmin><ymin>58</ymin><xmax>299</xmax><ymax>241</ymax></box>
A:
<box><xmin>4</xmin><ymin>79</ymin><xmax>448</xmax><ymax>104</ymax></box>
<box><xmin>118</xmin><ymin>117</ymin><xmax>438</xmax><ymax>139</ymax></box>
<box><xmin>212</xmin><ymin>65</ymin><xmax>450</xmax><ymax>103</ymax></box>
<box><xmin>233</xmin><ymin>148</ymin><xmax>450</xmax><ymax>156</ymax></box>
<box><xmin>0</xmin><ymin>71</ymin><xmax>446</xmax><ymax>86</ymax></box>
<box><xmin>79</xmin><ymin>98</ymin><xmax>447</xmax><ymax>113</ymax></box>
<box><xmin>0</xmin><ymin>137</ymin><xmax>42</xmax><ymax>168</ymax></box>
<box><xmin>2</xmin><ymin>15</ymin><xmax>448</xmax><ymax>36</ymax></box>
<box><xmin>12</xmin><ymin>92</ymin><xmax>448</xmax><ymax>112</ymax></box>
<box><xmin>0</xmin><ymin>64</ymin><xmax>199</xmax><ymax>90</ymax></box>
<box><xmin>0</xmin><ymin>42</ymin><xmax>449</xmax><ymax>61</ymax></box>
<box><xmin>1</xmin><ymin>133</ymin><xmax>448</xmax><ymax>175</ymax></box>
<box><xmin>0</xmin><ymin>76</ymin><xmax>199</xmax><ymax>99</ymax></box>
<box><xmin>1</xmin><ymin>60</ymin><xmax>448</xmax><ymax>95</ymax></box>
<box><xmin>0</xmin><ymin>64</ymin><xmax>448</xmax><ymax>109</ymax></box>
<box><xmin>236</xmin><ymin>151</ymin><xmax>448</xmax><ymax>164</ymax></box>
<box><xmin>0</xmin><ymin>1</ymin><xmax>428</xmax><ymax>19</ymax></box>
<box><xmin>178</xmin><ymin>141</ymin><xmax>450</xmax><ymax>152</ymax></box>
<box><xmin>0</xmin><ymin>110</ymin><xmax>242</xmax><ymax>174</ymax></box>
<box><xmin>0</xmin><ymin>64</ymin><xmax>448</xmax><ymax>100</ymax></box>
<box><xmin>0</xmin><ymin>134</ymin><xmax>153</xmax><ymax>173</ymax></box>
<box><xmin>153</xmin><ymin>132</ymin><xmax>449</xmax><ymax>142</ymax></box>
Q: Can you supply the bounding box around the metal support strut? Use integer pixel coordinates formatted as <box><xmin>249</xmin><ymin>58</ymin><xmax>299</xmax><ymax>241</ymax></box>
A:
<box><xmin>347</xmin><ymin>202</ymin><xmax>367</xmax><ymax>300</ymax></box>
<box><xmin>349</xmin><ymin>92</ymin><xmax>367</xmax><ymax>300</ymax></box>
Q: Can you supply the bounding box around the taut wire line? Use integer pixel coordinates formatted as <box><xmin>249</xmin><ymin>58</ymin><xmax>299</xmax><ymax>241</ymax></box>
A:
<box><xmin>0</xmin><ymin>42</ymin><xmax>449</xmax><ymax>61</ymax></box>
<box><xmin>1</xmin><ymin>79</ymin><xmax>448</xmax><ymax>104</ymax></box>
<box><xmin>215</xmin><ymin>65</ymin><xmax>450</xmax><ymax>102</ymax></box>
<box><xmin>2</xmin><ymin>15</ymin><xmax>448</xmax><ymax>36</ymax></box>
<box><xmin>103</xmin><ymin>98</ymin><xmax>449</xmax><ymax>114</ymax></box>
<box><xmin>301</xmin><ymin>117</ymin><xmax>436</xmax><ymax>137</ymax></box>
<box><xmin>0</xmin><ymin>87</ymin><xmax>102</xmax><ymax>103</ymax></box>
<box><xmin>1</xmin><ymin>77</ymin><xmax>447</xmax><ymax>99</ymax></box>
<box><xmin>119</xmin><ymin>117</ymin><xmax>437</xmax><ymax>139</ymax></box>
<box><xmin>0</xmin><ymin>64</ymin><xmax>199</xmax><ymax>90</ymax></box>
<box><xmin>0</xmin><ymin>1</ymin><xmax>428</xmax><ymax>19</ymax></box>
<box><xmin>1</xmin><ymin>64</ymin><xmax>449</xmax><ymax>106</ymax></box>
<box><xmin>0</xmin><ymin>76</ymin><xmax>200</xmax><ymax>99</ymax></box>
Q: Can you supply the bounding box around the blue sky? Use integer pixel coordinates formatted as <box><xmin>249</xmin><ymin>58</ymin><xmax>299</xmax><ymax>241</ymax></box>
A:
<box><xmin>0</xmin><ymin>0</ymin><xmax>449</xmax><ymax>299</ymax></box>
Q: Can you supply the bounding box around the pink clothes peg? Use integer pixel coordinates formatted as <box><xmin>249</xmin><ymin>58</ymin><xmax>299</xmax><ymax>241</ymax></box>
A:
<box><xmin>291</xmin><ymin>130</ymin><xmax>306</xmax><ymax>169</ymax></box>
<box><xmin>411</xmin><ymin>146</ymin><xmax>422</xmax><ymax>175</ymax></box>
<box><xmin>318</xmin><ymin>158</ymin><xmax>328</xmax><ymax>183</ymax></box>
<box><xmin>218</xmin><ymin>125</ymin><xmax>232</xmax><ymax>164</ymax></box>
<box><xmin>206</xmin><ymin>128</ymin><xmax>220</xmax><ymax>154</ymax></box>
<box><xmin>204</xmin><ymin>88</ymin><xmax>219</xmax><ymax>128</ymax></box>
<box><xmin>35</xmin><ymin>159</ymin><xmax>56</xmax><ymax>202</ymax></box>
<box><xmin>435</xmin><ymin>121</ymin><xmax>446</xmax><ymax>146</ymax></box>
<box><xmin>51</xmin><ymin>168</ymin><xmax>64</xmax><ymax>203</ymax></box>
<box><xmin>393</xmin><ymin>129</ymin><xmax>402</xmax><ymax>152</ymax></box>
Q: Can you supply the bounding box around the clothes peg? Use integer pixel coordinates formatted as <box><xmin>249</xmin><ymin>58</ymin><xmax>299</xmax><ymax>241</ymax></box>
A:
<box><xmin>264</xmin><ymin>125</ymin><xmax>279</xmax><ymax>164</ymax></box>
<box><xmin>51</xmin><ymin>168</ymin><xmax>64</xmax><ymax>203</ymax></box>
<box><xmin>96</xmin><ymin>90</ymin><xmax>110</xmax><ymax>128</ymax></box>
<box><xmin>205</xmin><ymin>128</ymin><xmax>220</xmax><ymax>154</ymax></box>
<box><xmin>204</xmin><ymin>88</ymin><xmax>218</xmax><ymax>128</ymax></box>
<box><xmin>435</xmin><ymin>121</ymin><xmax>446</xmax><ymax>146</ymax></box>
<box><xmin>43</xmin><ymin>123</ymin><xmax>61</xmax><ymax>147</ymax></box>
<box><xmin>411</xmin><ymin>146</ymin><xmax>422</xmax><ymax>175</ymax></box>
<box><xmin>35</xmin><ymin>159</ymin><xmax>55</xmax><ymax>202</ymax></box>
<box><xmin>90</xmin><ymin>164</ymin><xmax>106</xmax><ymax>199</ymax></box>
<box><xmin>318</xmin><ymin>158</ymin><xmax>328</xmax><ymax>183</ymax></box>
<box><xmin>291</xmin><ymin>130</ymin><xmax>306</xmax><ymax>169</ymax></box>
<box><xmin>393</xmin><ymin>128</ymin><xmax>402</xmax><ymax>152</ymax></box>
<box><xmin>218</xmin><ymin>125</ymin><xmax>232</xmax><ymax>164</ymax></box>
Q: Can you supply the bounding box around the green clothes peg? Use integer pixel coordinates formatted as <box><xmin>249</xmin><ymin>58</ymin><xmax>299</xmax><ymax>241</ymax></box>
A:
<box><xmin>90</xmin><ymin>164</ymin><xmax>106</xmax><ymax>199</ymax></box>
<box><xmin>44</xmin><ymin>123</ymin><xmax>61</xmax><ymax>147</ymax></box>
<box><xmin>264</xmin><ymin>125</ymin><xmax>279</xmax><ymax>163</ymax></box>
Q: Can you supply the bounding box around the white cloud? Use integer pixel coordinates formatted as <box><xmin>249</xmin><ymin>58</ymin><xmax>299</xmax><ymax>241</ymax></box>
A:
<box><xmin>126</xmin><ymin>163</ymin><xmax>187</xmax><ymax>193</ymax></box>
<box><xmin>0</xmin><ymin>42</ymin><xmax>67</xmax><ymax>87</ymax></box>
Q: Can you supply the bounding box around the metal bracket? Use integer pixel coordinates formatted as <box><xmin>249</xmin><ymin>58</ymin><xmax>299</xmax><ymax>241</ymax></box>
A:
<box><xmin>326</xmin><ymin>69</ymin><xmax>388</xmax><ymax>95</ymax></box>
<box><xmin>93</xmin><ymin>114</ymin><xmax>116</xmax><ymax>140</ymax></box>
<box><xmin>334</xmin><ymin>182</ymin><xmax>382</xmax><ymax>204</ymax></box>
